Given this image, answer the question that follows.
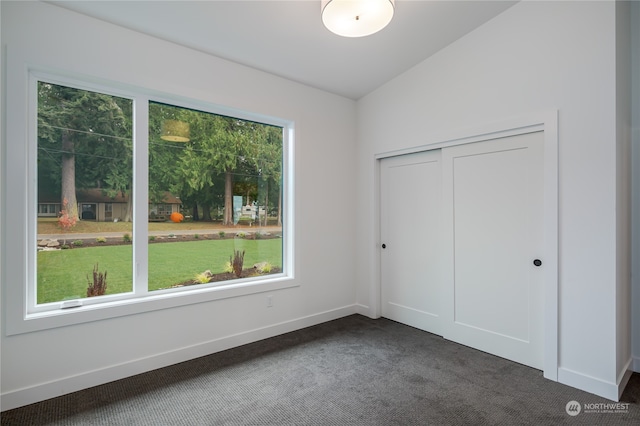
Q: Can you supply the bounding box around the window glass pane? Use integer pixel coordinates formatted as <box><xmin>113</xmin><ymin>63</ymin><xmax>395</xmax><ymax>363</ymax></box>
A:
<box><xmin>148</xmin><ymin>102</ymin><xmax>283</xmax><ymax>291</ymax></box>
<box><xmin>37</xmin><ymin>82</ymin><xmax>133</xmax><ymax>304</ymax></box>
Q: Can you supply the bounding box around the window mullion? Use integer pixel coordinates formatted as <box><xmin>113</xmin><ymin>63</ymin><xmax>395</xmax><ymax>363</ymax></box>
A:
<box><xmin>133</xmin><ymin>97</ymin><xmax>149</xmax><ymax>296</ymax></box>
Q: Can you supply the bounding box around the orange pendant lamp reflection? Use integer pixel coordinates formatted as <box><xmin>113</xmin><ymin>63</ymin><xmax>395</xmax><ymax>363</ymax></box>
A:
<box><xmin>161</xmin><ymin>119</ymin><xmax>190</xmax><ymax>142</ymax></box>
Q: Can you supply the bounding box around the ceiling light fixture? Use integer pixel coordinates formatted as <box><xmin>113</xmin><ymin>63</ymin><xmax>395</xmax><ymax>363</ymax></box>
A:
<box><xmin>160</xmin><ymin>119</ymin><xmax>190</xmax><ymax>142</ymax></box>
<box><xmin>321</xmin><ymin>0</ymin><xmax>395</xmax><ymax>38</ymax></box>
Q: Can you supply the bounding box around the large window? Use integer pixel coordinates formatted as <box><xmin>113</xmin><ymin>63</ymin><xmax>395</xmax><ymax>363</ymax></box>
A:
<box><xmin>30</xmin><ymin>78</ymin><xmax>289</xmax><ymax>317</ymax></box>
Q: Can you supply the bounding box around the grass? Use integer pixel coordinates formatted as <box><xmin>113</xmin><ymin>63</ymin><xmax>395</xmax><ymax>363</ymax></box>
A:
<box><xmin>38</xmin><ymin>218</ymin><xmax>133</xmax><ymax>235</ymax></box>
<box><xmin>37</xmin><ymin>239</ymin><xmax>282</xmax><ymax>304</ymax></box>
<box><xmin>38</xmin><ymin>245</ymin><xmax>133</xmax><ymax>303</ymax></box>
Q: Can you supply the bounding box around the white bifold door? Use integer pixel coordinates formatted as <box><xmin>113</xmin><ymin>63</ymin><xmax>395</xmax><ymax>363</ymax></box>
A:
<box><xmin>380</xmin><ymin>132</ymin><xmax>544</xmax><ymax>370</ymax></box>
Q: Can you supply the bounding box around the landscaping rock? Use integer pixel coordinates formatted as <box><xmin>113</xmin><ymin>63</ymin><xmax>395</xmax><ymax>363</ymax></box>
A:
<box><xmin>253</xmin><ymin>262</ymin><xmax>268</xmax><ymax>273</ymax></box>
<box><xmin>38</xmin><ymin>238</ymin><xmax>60</xmax><ymax>247</ymax></box>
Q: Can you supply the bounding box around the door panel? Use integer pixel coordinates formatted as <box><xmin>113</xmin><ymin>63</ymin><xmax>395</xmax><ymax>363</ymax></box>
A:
<box><xmin>442</xmin><ymin>132</ymin><xmax>544</xmax><ymax>369</ymax></box>
<box><xmin>380</xmin><ymin>150</ymin><xmax>443</xmax><ymax>335</ymax></box>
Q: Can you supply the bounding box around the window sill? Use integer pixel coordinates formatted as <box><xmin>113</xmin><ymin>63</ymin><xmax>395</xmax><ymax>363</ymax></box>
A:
<box><xmin>8</xmin><ymin>275</ymin><xmax>297</xmax><ymax>335</ymax></box>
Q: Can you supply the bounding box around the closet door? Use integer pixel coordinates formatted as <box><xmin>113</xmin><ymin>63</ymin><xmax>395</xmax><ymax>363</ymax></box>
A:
<box><xmin>441</xmin><ymin>132</ymin><xmax>544</xmax><ymax>369</ymax></box>
<box><xmin>380</xmin><ymin>150</ymin><xmax>444</xmax><ymax>336</ymax></box>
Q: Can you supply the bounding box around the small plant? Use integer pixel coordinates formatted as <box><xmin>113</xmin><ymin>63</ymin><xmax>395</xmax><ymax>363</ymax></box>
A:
<box><xmin>123</xmin><ymin>233</ymin><xmax>132</xmax><ymax>243</ymax></box>
<box><xmin>218</xmin><ymin>231</ymin><xmax>226</xmax><ymax>238</ymax></box>
<box><xmin>72</xmin><ymin>240</ymin><xmax>84</xmax><ymax>247</ymax></box>
<box><xmin>96</xmin><ymin>236</ymin><xmax>107</xmax><ymax>243</ymax></box>
<box><xmin>230</xmin><ymin>250</ymin><xmax>245</xmax><ymax>278</ymax></box>
<box><xmin>194</xmin><ymin>272</ymin><xmax>211</xmax><ymax>284</ymax></box>
<box><xmin>60</xmin><ymin>244</ymin><xmax>70</xmax><ymax>250</ymax></box>
<box><xmin>149</xmin><ymin>235</ymin><xmax>156</xmax><ymax>242</ymax></box>
<box><xmin>235</xmin><ymin>231</ymin><xmax>246</xmax><ymax>239</ymax></box>
<box><xmin>255</xmin><ymin>231</ymin><xmax>262</xmax><ymax>240</ymax></box>
<box><xmin>194</xmin><ymin>234</ymin><xmax>200</xmax><ymax>239</ymax></box>
<box><xmin>87</xmin><ymin>263</ymin><xmax>107</xmax><ymax>297</ymax></box>
<box><xmin>261</xmin><ymin>262</ymin><xmax>272</xmax><ymax>273</ymax></box>
<box><xmin>223</xmin><ymin>261</ymin><xmax>233</xmax><ymax>274</ymax></box>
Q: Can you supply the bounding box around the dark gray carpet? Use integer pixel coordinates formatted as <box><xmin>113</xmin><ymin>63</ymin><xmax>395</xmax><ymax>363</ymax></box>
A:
<box><xmin>2</xmin><ymin>314</ymin><xmax>639</xmax><ymax>425</ymax></box>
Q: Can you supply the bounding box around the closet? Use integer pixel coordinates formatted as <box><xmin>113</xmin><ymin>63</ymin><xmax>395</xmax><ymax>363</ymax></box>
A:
<box><xmin>380</xmin><ymin>131</ymin><xmax>544</xmax><ymax>369</ymax></box>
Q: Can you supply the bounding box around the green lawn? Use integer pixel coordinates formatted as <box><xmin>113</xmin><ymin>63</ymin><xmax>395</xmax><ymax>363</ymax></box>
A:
<box><xmin>37</xmin><ymin>239</ymin><xmax>282</xmax><ymax>304</ymax></box>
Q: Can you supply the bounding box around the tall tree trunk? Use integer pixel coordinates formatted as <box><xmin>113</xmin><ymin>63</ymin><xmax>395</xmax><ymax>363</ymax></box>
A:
<box><xmin>123</xmin><ymin>191</ymin><xmax>133</xmax><ymax>222</ymax></box>
<box><xmin>223</xmin><ymin>168</ymin><xmax>233</xmax><ymax>226</ymax></box>
<box><xmin>61</xmin><ymin>131</ymin><xmax>79</xmax><ymax>221</ymax></box>
<box><xmin>263</xmin><ymin>180</ymin><xmax>269</xmax><ymax>227</ymax></box>
<box><xmin>202</xmin><ymin>203</ymin><xmax>212</xmax><ymax>221</ymax></box>
<box><xmin>277</xmin><ymin>185</ymin><xmax>282</xmax><ymax>227</ymax></box>
<box><xmin>192</xmin><ymin>203</ymin><xmax>199</xmax><ymax>221</ymax></box>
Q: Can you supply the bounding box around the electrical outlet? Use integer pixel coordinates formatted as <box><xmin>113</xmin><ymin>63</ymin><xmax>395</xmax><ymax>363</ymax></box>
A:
<box><xmin>267</xmin><ymin>295</ymin><xmax>273</xmax><ymax>307</ymax></box>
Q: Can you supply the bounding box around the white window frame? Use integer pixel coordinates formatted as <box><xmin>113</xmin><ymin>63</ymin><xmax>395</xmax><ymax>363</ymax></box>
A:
<box><xmin>4</xmin><ymin>70</ymin><xmax>296</xmax><ymax>335</ymax></box>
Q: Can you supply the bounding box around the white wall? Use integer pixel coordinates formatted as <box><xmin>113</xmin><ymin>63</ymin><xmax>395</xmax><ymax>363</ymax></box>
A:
<box><xmin>0</xmin><ymin>2</ymin><xmax>357</xmax><ymax>410</ymax></box>
<box><xmin>615</xmin><ymin>0</ymin><xmax>632</xmax><ymax>392</ymax></box>
<box><xmin>356</xmin><ymin>0</ymin><xmax>631</xmax><ymax>400</ymax></box>
<box><xmin>632</xmin><ymin>0</ymin><xmax>640</xmax><ymax>372</ymax></box>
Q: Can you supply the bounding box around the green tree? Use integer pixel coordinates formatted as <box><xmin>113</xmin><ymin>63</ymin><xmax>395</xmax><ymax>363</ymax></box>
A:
<box><xmin>256</xmin><ymin>125</ymin><xmax>283</xmax><ymax>226</ymax></box>
<box><xmin>38</xmin><ymin>82</ymin><xmax>132</xmax><ymax>222</ymax></box>
<box><xmin>172</xmin><ymin>111</ymin><xmax>262</xmax><ymax>226</ymax></box>
<box><xmin>149</xmin><ymin>103</ymin><xmax>214</xmax><ymax>220</ymax></box>
<box><xmin>147</xmin><ymin>102</ymin><xmax>283</xmax><ymax>227</ymax></box>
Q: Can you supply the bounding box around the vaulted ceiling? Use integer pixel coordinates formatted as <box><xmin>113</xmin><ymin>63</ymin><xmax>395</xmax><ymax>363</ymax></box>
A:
<box><xmin>50</xmin><ymin>1</ymin><xmax>516</xmax><ymax>100</ymax></box>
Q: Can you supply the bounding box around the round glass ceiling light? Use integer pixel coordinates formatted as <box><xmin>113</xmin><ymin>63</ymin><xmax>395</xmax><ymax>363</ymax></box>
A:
<box><xmin>321</xmin><ymin>0</ymin><xmax>395</xmax><ymax>38</ymax></box>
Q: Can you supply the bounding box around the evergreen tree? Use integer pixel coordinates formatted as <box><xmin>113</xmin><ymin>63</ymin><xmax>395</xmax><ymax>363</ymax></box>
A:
<box><xmin>38</xmin><ymin>82</ymin><xmax>132</xmax><ymax>221</ymax></box>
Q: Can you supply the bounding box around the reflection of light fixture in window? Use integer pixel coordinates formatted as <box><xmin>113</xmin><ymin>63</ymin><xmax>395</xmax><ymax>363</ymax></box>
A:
<box><xmin>161</xmin><ymin>119</ymin><xmax>190</xmax><ymax>142</ymax></box>
<box><xmin>321</xmin><ymin>0</ymin><xmax>394</xmax><ymax>38</ymax></box>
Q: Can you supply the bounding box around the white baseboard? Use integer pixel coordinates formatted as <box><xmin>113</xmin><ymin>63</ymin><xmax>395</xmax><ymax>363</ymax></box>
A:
<box><xmin>354</xmin><ymin>303</ymin><xmax>371</xmax><ymax>317</ymax></box>
<box><xmin>618</xmin><ymin>365</ymin><xmax>634</xmax><ymax>400</ymax></box>
<box><xmin>558</xmin><ymin>358</ymin><xmax>634</xmax><ymax>402</ymax></box>
<box><xmin>1</xmin><ymin>305</ymin><xmax>358</xmax><ymax>411</ymax></box>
